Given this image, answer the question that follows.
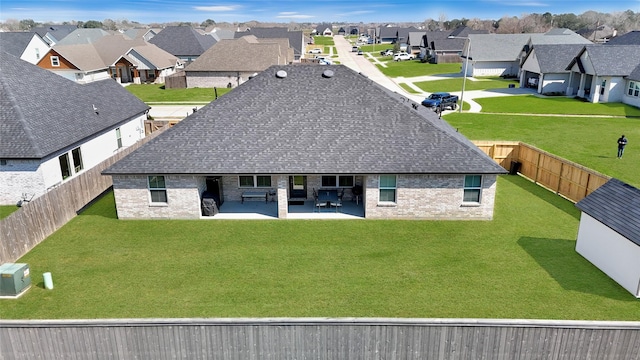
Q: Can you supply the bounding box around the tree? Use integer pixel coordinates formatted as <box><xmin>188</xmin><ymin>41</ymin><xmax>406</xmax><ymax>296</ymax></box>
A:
<box><xmin>19</xmin><ymin>19</ymin><xmax>37</xmax><ymax>30</ymax></box>
<box><xmin>201</xmin><ymin>19</ymin><xmax>216</xmax><ymax>27</ymax></box>
<box><xmin>83</xmin><ymin>20</ymin><xmax>103</xmax><ymax>28</ymax></box>
<box><xmin>103</xmin><ymin>18</ymin><xmax>118</xmax><ymax>31</ymax></box>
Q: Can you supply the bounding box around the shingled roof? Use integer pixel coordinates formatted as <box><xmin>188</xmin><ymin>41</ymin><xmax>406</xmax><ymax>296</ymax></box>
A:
<box><xmin>606</xmin><ymin>30</ymin><xmax>640</xmax><ymax>45</ymax></box>
<box><xmin>104</xmin><ymin>65</ymin><xmax>506</xmax><ymax>176</ymax></box>
<box><xmin>524</xmin><ymin>44</ymin><xmax>586</xmax><ymax>73</ymax></box>
<box><xmin>0</xmin><ymin>51</ymin><xmax>149</xmax><ymax>159</ymax></box>
<box><xmin>149</xmin><ymin>26</ymin><xmax>217</xmax><ymax>57</ymax></box>
<box><xmin>566</xmin><ymin>45</ymin><xmax>640</xmax><ymax>76</ymax></box>
<box><xmin>186</xmin><ymin>36</ymin><xmax>289</xmax><ymax>72</ymax></box>
<box><xmin>576</xmin><ymin>179</ymin><xmax>640</xmax><ymax>247</ymax></box>
<box><xmin>234</xmin><ymin>27</ymin><xmax>303</xmax><ymax>58</ymax></box>
<box><xmin>0</xmin><ymin>32</ymin><xmax>43</xmax><ymax>58</ymax></box>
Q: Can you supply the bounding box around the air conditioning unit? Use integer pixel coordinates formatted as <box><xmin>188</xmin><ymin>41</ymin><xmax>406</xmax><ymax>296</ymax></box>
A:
<box><xmin>0</xmin><ymin>263</ymin><xmax>31</xmax><ymax>297</ymax></box>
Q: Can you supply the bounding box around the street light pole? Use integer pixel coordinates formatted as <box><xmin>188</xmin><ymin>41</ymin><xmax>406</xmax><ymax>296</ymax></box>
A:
<box><xmin>459</xmin><ymin>39</ymin><xmax>471</xmax><ymax>113</ymax></box>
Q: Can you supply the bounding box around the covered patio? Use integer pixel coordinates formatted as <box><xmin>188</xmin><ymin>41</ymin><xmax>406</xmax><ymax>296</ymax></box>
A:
<box><xmin>205</xmin><ymin>199</ymin><xmax>365</xmax><ymax>220</ymax></box>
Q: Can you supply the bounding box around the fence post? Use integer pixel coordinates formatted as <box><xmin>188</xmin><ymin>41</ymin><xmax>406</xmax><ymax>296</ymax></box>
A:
<box><xmin>557</xmin><ymin>162</ymin><xmax>564</xmax><ymax>194</ymax></box>
<box><xmin>534</xmin><ymin>151</ymin><xmax>541</xmax><ymax>184</ymax></box>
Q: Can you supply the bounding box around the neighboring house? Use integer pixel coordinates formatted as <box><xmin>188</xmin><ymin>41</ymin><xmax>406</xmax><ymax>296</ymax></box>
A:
<box><xmin>31</xmin><ymin>24</ymin><xmax>78</xmax><ymax>45</ymax></box>
<box><xmin>0</xmin><ymin>32</ymin><xmax>49</xmax><ymax>64</ymax></box>
<box><xmin>519</xmin><ymin>44</ymin><xmax>587</xmax><ymax>94</ymax></box>
<box><xmin>577</xmin><ymin>24</ymin><xmax>617</xmax><ymax>44</ymax></box>
<box><xmin>575</xmin><ymin>178</ymin><xmax>640</xmax><ymax>299</ymax></box>
<box><xmin>103</xmin><ymin>65</ymin><xmax>507</xmax><ymax>220</ymax></box>
<box><xmin>234</xmin><ymin>27</ymin><xmax>304</xmax><ymax>61</ymax></box>
<box><xmin>409</xmin><ymin>27</ymin><xmax>488</xmax><ymax>63</ymax></box>
<box><xmin>465</xmin><ymin>29</ymin><xmax>591</xmax><ymax>78</ymax></box>
<box><xmin>124</xmin><ymin>28</ymin><xmax>158</xmax><ymax>42</ymax></box>
<box><xmin>208</xmin><ymin>28</ymin><xmax>235</xmax><ymax>42</ymax></box>
<box><xmin>565</xmin><ymin>45</ymin><xmax>640</xmax><ymax>105</ymax></box>
<box><xmin>314</xmin><ymin>23</ymin><xmax>334</xmax><ymax>36</ymax></box>
<box><xmin>36</xmin><ymin>34</ymin><xmax>180</xmax><ymax>84</ymax></box>
<box><xmin>377</xmin><ymin>26</ymin><xmax>419</xmax><ymax>44</ymax></box>
<box><xmin>605</xmin><ymin>30</ymin><xmax>640</xmax><ymax>45</ymax></box>
<box><xmin>55</xmin><ymin>28</ymin><xmax>111</xmax><ymax>45</ymax></box>
<box><xmin>185</xmin><ymin>35</ymin><xmax>291</xmax><ymax>88</ymax></box>
<box><xmin>149</xmin><ymin>26</ymin><xmax>217</xmax><ymax>63</ymax></box>
<box><xmin>0</xmin><ymin>51</ymin><xmax>149</xmax><ymax>205</ymax></box>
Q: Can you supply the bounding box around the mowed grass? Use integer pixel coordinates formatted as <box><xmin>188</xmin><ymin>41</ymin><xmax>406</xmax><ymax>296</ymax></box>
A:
<box><xmin>125</xmin><ymin>84</ymin><xmax>231</xmax><ymax>103</ymax></box>
<box><xmin>444</xmin><ymin>113</ymin><xmax>640</xmax><ymax>187</ymax></box>
<box><xmin>0</xmin><ymin>205</ymin><xmax>19</xmax><ymax>219</ymax></box>
<box><xmin>414</xmin><ymin>77</ymin><xmax>519</xmax><ymax>93</ymax></box>
<box><xmin>376</xmin><ymin>61</ymin><xmax>462</xmax><ymax>78</ymax></box>
<box><xmin>313</xmin><ymin>36</ymin><xmax>334</xmax><ymax>45</ymax></box>
<box><xmin>476</xmin><ymin>95</ymin><xmax>640</xmax><ymax>117</ymax></box>
<box><xmin>1</xmin><ymin>176</ymin><xmax>639</xmax><ymax>320</ymax></box>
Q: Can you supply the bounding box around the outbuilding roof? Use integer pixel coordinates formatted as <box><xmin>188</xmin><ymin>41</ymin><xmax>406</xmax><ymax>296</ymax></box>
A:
<box><xmin>0</xmin><ymin>51</ymin><xmax>149</xmax><ymax>159</ymax></box>
<box><xmin>104</xmin><ymin>65</ymin><xmax>506</xmax><ymax>176</ymax></box>
<box><xmin>576</xmin><ymin>178</ymin><xmax>640</xmax><ymax>247</ymax></box>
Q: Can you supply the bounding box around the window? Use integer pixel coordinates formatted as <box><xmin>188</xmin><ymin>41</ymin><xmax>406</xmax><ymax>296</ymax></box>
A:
<box><xmin>628</xmin><ymin>81</ymin><xmax>640</xmax><ymax>97</ymax></box>
<box><xmin>238</xmin><ymin>175</ymin><xmax>271</xmax><ymax>188</ymax></box>
<box><xmin>35</xmin><ymin>48</ymin><xmax>40</xmax><ymax>59</ymax></box>
<box><xmin>116</xmin><ymin>128</ymin><xmax>122</xmax><ymax>149</ymax></box>
<box><xmin>59</xmin><ymin>153</ymin><xmax>71</xmax><ymax>179</ymax></box>
<box><xmin>71</xmin><ymin>147</ymin><xmax>83</xmax><ymax>173</ymax></box>
<box><xmin>148</xmin><ymin>176</ymin><xmax>167</xmax><ymax>203</ymax></box>
<box><xmin>321</xmin><ymin>175</ymin><xmax>354</xmax><ymax>187</ymax></box>
<box><xmin>463</xmin><ymin>175</ymin><xmax>482</xmax><ymax>203</ymax></box>
<box><xmin>379</xmin><ymin>175</ymin><xmax>396</xmax><ymax>202</ymax></box>
<box><xmin>50</xmin><ymin>56</ymin><xmax>60</xmax><ymax>67</ymax></box>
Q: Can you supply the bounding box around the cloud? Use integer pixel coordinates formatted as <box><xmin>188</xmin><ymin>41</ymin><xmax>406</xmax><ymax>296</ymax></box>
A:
<box><xmin>275</xmin><ymin>12</ymin><xmax>314</xmax><ymax>19</ymax></box>
<box><xmin>193</xmin><ymin>5</ymin><xmax>241</xmax><ymax>12</ymax></box>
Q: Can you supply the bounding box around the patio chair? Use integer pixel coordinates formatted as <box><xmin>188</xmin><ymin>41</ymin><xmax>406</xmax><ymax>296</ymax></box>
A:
<box><xmin>314</xmin><ymin>194</ymin><xmax>326</xmax><ymax>212</ymax></box>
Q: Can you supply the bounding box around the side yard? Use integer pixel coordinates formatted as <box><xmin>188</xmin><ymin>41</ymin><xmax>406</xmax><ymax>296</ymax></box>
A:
<box><xmin>2</xmin><ymin>176</ymin><xmax>639</xmax><ymax>320</ymax></box>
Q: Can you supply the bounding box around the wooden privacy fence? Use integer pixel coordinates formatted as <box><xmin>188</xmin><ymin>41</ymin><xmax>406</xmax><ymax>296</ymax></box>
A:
<box><xmin>0</xmin><ymin>132</ymin><xmax>163</xmax><ymax>264</ymax></box>
<box><xmin>1</xmin><ymin>318</ymin><xmax>638</xmax><ymax>359</ymax></box>
<box><xmin>473</xmin><ymin>141</ymin><xmax>611</xmax><ymax>203</ymax></box>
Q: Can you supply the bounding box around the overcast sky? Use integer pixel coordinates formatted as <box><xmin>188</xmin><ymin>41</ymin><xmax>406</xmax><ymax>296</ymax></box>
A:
<box><xmin>1</xmin><ymin>0</ymin><xmax>639</xmax><ymax>24</ymax></box>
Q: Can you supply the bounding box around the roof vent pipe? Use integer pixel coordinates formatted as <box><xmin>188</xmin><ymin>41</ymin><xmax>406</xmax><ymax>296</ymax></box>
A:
<box><xmin>276</xmin><ymin>70</ymin><xmax>287</xmax><ymax>78</ymax></box>
<box><xmin>322</xmin><ymin>70</ymin><xmax>334</xmax><ymax>78</ymax></box>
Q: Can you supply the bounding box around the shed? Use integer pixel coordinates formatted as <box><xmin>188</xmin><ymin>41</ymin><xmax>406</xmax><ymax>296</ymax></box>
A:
<box><xmin>575</xmin><ymin>178</ymin><xmax>640</xmax><ymax>298</ymax></box>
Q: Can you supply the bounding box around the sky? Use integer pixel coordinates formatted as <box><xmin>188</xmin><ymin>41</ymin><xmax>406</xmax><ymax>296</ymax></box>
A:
<box><xmin>1</xmin><ymin>0</ymin><xmax>639</xmax><ymax>24</ymax></box>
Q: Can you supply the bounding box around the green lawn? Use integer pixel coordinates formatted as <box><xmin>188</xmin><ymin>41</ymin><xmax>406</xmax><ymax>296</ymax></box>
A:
<box><xmin>414</xmin><ymin>77</ymin><xmax>519</xmax><ymax>93</ymax></box>
<box><xmin>444</xmin><ymin>113</ymin><xmax>640</xmax><ymax>187</ymax></box>
<box><xmin>313</xmin><ymin>36</ymin><xmax>334</xmax><ymax>45</ymax></box>
<box><xmin>2</xmin><ymin>176</ymin><xmax>639</xmax><ymax>320</ymax></box>
<box><xmin>0</xmin><ymin>205</ymin><xmax>19</xmax><ymax>219</ymax></box>
<box><xmin>125</xmin><ymin>84</ymin><xmax>231</xmax><ymax>103</ymax></box>
<box><xmin>376</xmin><ymin>61</ymin><xmax>462</xmax><ymax>78</ymax></box>
<box><xmin>476</xmin><ymin>95</ymin><xmax>640</xmax><ymax>117</ymax></box>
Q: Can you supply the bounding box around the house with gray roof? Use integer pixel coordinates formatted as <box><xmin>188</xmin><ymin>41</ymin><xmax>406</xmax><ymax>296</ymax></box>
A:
<box><xmin>314</xmin><ymin>23</ymin><xmax>334</xmax><ymax>36</ymax></box>
<box><xmin>0</xmin><ymin>51</ymin><xmax>149</xmax><ymax>205</ymax></box>
<box><xmin>149</xmin><ymin>26</ymin><xmax>217</xmax><ymax>62</ymax></box>
<box><xmin>605</xmin><ymin>30</ymin><xmax>640</xmax><ymax>45</ymax></box>
<box><xmin>575</xmin><ymin>178</ymin><xmax>640</xmax><ymax>298</ymax></box>
<box><xmin>0</xmin><ymin>32</ymin><xmax>49</xmax><ymax>64</ymax></box>
<box><xmin>124</xmin><ymin>28</ymin><xmax>157</xmax><ymax>42</ymax></box>
<box><xmin>31</xmin><ymin>24</ymin><xmax>78</xmax><ymax>45</ymax></box>
<box><xmin>409</xmin><ymin>27</ymin><xmax>489</xmax><ymax>63</ymax></box>
<box><xmin>234</xmin><ymin>27</ymin><xmax>304</xmax><ymax>61</ymax></box>
<box><xmin>185</xmin><ymin>35</ymin><xmax>292</xmax><ymax>88</ymax></box>
<box><xmin>520</xmin><ymin>44</ymin><xmax>587</xmax><ymax>94</ymax></box>
<box><xmin>55</xmin><ymin>28</ymin><xmax>111</xmax><ymax>45</ymax></box>
<box><xmin>465</xmin><ymin>29</ymin><xmax>591</xmax><ymax>78</ymax></box>
<box><xmin>103</xmin><ymin>65</ymin><xmax>507</xmax><ymax>220</ymax></box>
<box><xmin>565</xmin><ymin>45</ymin><xmax>640</xmax><ymax>106</ymax></box>
<box><xmin>37</xmin><ymin>34</ymin><xmax>179</xmax><ymax>84</ymax></box>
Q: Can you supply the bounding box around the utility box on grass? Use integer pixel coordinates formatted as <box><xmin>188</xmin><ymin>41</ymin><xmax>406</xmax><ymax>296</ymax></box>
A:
<box><xmin>0</xmin><ymin>263</ymin><xmax>31</xmax><ymax>297</ymax></box>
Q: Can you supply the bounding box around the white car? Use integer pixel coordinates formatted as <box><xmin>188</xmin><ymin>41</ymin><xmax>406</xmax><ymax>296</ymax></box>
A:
<box><xmin>308</xmin><ymin>48</ymin><xmax>322</xmax><ymax>54</ymax></box>
<box><xmin>393</xmin><ymin>52</ymin><xmax>415</xmax><ymax>61</ymax></box>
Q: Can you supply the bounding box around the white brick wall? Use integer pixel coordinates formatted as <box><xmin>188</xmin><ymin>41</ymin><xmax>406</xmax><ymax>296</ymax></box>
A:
<box><xmin>186</xmin><ymin>71</ymin><xmax>254</xmax><ymax>88</ymax></box>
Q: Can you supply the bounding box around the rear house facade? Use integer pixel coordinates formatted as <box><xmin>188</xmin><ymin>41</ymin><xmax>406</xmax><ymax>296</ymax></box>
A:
<box><xmin>104</xmin><ymin>65</ymin><xmax>506</xmax><ymax>220</ymax></box>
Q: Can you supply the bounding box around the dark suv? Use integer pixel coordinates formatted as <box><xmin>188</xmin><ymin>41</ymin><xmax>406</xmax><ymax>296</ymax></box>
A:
<box><xmin>421</xmin><ymin>92</ymin><xmax>459</xmax><ymax>111</ymax></box>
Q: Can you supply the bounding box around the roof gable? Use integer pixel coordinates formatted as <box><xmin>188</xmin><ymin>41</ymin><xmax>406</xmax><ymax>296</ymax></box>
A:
<box><xmin>0</xmin><ymin>32</ymin><xmax>40</xmax><ymax>57</ymax></box>
<box><xmin>576</xmin><ymin>179</ymin><xmax>640</xmax><ymax>246</ymax></box>
<box><xmin>104</xmin><ymin>65</ymin><xmax>506</xmax><ymax>176</ymax></box>
<box><xmin>528</xmin><ymin>44</ymin><xmax>586</xmax><ymax>73</ymax></box>
<box><xmin>149</xmin><ymin>26</ymin><xmax>217</xmax><ymax>57</ymax></box>
<box><xmin>234</xmin><ymin>27</ymin><xmax>303</xmax><ymax>57</ymax></box>
<box><xmin>569</xmin><ymin>45</ymin><xmax>640</xmax><ymax>76</ymax></box>
<box><xmin>0</xmin><ymin>51</ymin><xmax>149</xmax><ymax>159</ymax></box>
<box><xmin>185</xmin><ymin>36</ymin><xmax>287</xmax><ymax>72</ymax></box>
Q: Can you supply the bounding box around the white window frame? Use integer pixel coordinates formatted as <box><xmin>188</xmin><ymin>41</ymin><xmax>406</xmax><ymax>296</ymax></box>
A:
<box><xmin>379</xmin><ymin>175</ymin><xmax>397</xmax><ymax>203</ymax></box>
<box><xmin>59</xmin><ymin>153</ymin><xmax>71</xmax><ymax>180</ymax></box>
<box><xmin>321</xmin><ymin>175</ymin><xmax>355</xmax><ymax>188</ymax></box>
<box><xmin>71</xmin><ymin>147</ymin><xmax>83</xmax><ymax>173</ymax></box>
<box><xmin>148</xmin><ymin>175</ymin><xmax>168</xmax><ymax>204</ymax></box>
<box><xmin>50</xmin><ymin>55</ymin><xmax>60</xmax><ymax>67</ymax></box>
<box><xmin>628</xmin><ymin>81</ymin><xmax>640</xmax><ymax>97</ymax></box>
<box><xmin>116</xmin><ymin>127</ymin><xmax>123</xmax><ymax>149</ymax></box>
<box><xmin>463</xmin><ymin>175</ymin><xmax>483</xmax><ymax>204</ymax></box>
<box><xmin>238</xmin><ymin>175</ymin><xmax>271</xmax><ymax>188</ymax></box>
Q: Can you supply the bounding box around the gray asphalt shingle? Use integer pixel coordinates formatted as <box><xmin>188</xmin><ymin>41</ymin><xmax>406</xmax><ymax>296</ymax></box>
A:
<box><xmin>568</xmin><ymin>45</ymin><xmax>640</xmax><ymax>76</ymax></box>
<box><xmin>0</xmin><ymin>32</ymin><xmax>40</xmax><ymax>58</ymax></box>
<box><xmin>529</xmin><ymin>44</ymin><xmax>586</xmax><ymax>73</ymax></box>
<box><xmin>234</xmin><ymin>28</ymin><xmax>304</xmax><ymax>57</ymax></box>
<box><xmin>104</xmin><ymin>65</ymin><xmax>506</xmax><ymax>176</ymax></box>
<box><xmin>149</xmin><ymin>26</ymin><xmax>217</xmax><ymax>57</ymax></box>
<box><xmin>0</xmin><ymin>51</ymin><xmax>149</xmax><ymax>159</ymax></box>
<box><xmin>576</xmin><ymin>179</ymin><xmax>640</xmax><ymax>247</ymax></box>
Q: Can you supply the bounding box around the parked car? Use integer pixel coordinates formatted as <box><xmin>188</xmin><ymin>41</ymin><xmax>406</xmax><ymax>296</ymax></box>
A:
<box><xmin>421</xmin><ymin>92</ymin><xmax>459</xmax><ymax>111</ymax></box>
<box><xmin>319</xmin><ymin>59</ymin><xmax>333</xmax><ymax>65</ymax></box>
<box><xmin>352</xmin><ymin>46</ymin><xmax>359</xmax><ymax>52</ymax></box>
<box><xmin>357</xmin><ymin>50</ymin><xmax>364</xmax><ymax>55</ymax></box>
<box><xmin>308</xmin><ymin>48</ymin><xmax>322</xmax><ymax>54</ymax></box>
<box><xmin>393</xmin><ymin>52</ymin><xmax>415</xmax><ymax>61</ymax></box>
<box><xmin>380</xmin><ymin>49</ymin><xmax>393</xmax><ymax>56</ymax></box>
